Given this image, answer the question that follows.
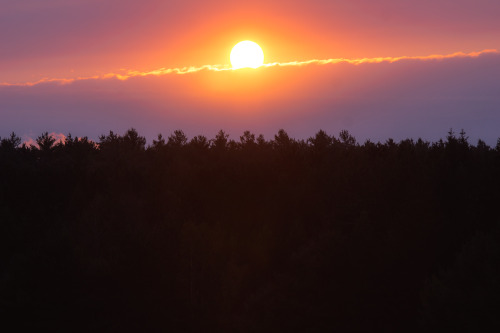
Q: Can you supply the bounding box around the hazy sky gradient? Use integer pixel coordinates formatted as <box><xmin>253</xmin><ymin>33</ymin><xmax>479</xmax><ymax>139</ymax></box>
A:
<box><xmin>1</xmin><ymin>0</ymin><xmax>499</xmax><ymax>144</ymax></box>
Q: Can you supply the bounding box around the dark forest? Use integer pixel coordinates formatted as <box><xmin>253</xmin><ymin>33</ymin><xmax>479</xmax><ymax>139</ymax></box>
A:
<box><xmin>1</xmin><ymin>128</ymin><xmax>499</xmax><ymax>332</ymax></box>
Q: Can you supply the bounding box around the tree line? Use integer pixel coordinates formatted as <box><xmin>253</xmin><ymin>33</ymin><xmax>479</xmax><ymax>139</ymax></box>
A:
<box><xmin>1</xmin><ymin>128</ymin><xmax>499</xmax><ymax>332</ymax></box>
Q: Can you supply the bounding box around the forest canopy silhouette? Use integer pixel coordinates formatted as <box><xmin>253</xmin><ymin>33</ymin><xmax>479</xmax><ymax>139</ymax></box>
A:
<box><xmin>1</xmin><ymin>128</ymin><xmax>499</xmax><ymax>332</ymax></box>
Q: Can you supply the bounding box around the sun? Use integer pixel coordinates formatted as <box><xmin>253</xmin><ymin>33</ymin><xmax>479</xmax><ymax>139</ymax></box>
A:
<box><xmin>230</xmin><ymin>41</ymin><xmax>264</xmax><ymax>69</ymax></box>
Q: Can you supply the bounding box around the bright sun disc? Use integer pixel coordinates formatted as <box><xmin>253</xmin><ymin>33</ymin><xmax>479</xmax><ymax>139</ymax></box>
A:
<box><xmin>230</xmin><ymin>41</ymin><xmax>264</xmax><ymax>69</ymax></box>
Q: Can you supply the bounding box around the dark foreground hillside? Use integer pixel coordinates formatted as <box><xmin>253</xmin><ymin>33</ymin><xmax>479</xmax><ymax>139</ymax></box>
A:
<box><xmin>1</xmin><ymin>128</ymin><xmax>499</xmax><ymax>332</ymax></box>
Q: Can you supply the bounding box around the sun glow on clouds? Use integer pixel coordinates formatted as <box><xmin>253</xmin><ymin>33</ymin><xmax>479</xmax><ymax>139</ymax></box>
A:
<box><xmin>22</xmin><ymin>132</ymin><xmax>66</xmax><ymax>148</ymax></box>
<box><xmin>0</xmin><ymin>49</ymin><xmax>497</xmax><ymax>87</ymax></box>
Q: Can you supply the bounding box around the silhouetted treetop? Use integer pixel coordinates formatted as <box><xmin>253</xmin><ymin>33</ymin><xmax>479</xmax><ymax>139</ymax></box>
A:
<box><xmin>36</xmin><ymin>132</ymin><xmax>57</xmax><ymax>152</ymax></box>
<box><xmin>189</xmin><ymin>135</ymin><xmax>210</xmax><ymax>150</ymax></box>
<box><xmin>123</xmin><ymin>128</ymin><xmax>146</xmax><ymax>151</ymax></box>
<box><xmin>339</xmin><ymin>129</ymin><xmax>356</xmax><ymax>146</ymax></box>
<box><xmin>212</xmin><ymin>129</ymin><xmax>229</xmax><ymax>150</ymax></box>
<box><xmin>168</xmin><ymin>130</ymin><xmax>188</xmax><ymax>148</ymax></box>
<box><xmin>308</xmin><ymin>129</ymin><xmax>332</xmax><ymax>151</ymax></box>
<box><xmin>0</xmin><ymin>132</ymin><xmax>21</xmax><ymax>151</ymax></box>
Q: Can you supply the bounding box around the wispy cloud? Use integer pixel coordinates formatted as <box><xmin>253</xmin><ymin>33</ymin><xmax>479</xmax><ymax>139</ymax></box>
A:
<box><xmin>1</xmin><ymin>49</ymin><xmax>497</xmax><ymax>88</ymax></box>
<box><xmin>22</xmin><ymin>132</ymin><xmax>66</xmax><ymax>148</ymax></box>
<box><xmin>262</xmin><ymin>49</ymin><xmax>499</xmax><ymax>67</ymax></box>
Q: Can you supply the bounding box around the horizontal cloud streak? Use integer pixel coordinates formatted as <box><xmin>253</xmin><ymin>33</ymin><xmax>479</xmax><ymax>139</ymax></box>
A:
<box><xmin>262</xmin><ymin>49</ymin><xmax>499</xmax><ymax>67</ymax></box>
<box><xmin>1</xmin><ymin>49</ymin><xmax>497</xmax><ymax>88</ymax></box>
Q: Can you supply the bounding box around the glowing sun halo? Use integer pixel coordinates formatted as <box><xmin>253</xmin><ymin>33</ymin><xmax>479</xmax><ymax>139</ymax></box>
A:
<box><xmin>230</xmin><ymin>41</ymin><xmax>264</xmax><ymax>69</ymax></box>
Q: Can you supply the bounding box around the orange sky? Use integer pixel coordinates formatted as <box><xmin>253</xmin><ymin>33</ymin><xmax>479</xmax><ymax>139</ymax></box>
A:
<box><xmin>2</xmin><ymin>0</ymin><xmax>499</xmax><ymax>84</ymax></box>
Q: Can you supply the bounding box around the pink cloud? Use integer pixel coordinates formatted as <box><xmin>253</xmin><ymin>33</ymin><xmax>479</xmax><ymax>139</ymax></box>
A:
<box><xmin>22</xmin><ymin>132</ymin><xmax>67</xmax><ymax>148</ymax></box>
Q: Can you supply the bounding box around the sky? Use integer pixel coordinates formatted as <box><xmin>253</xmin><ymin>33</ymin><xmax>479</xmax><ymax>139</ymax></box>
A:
<box><xmin>1</xmin><ymin>0</ymin><xmax>500</xmax><ymax>144</ymax></box>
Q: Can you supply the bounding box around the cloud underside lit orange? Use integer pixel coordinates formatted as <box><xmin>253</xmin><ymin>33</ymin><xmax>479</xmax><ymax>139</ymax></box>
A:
<box><xmin>1</xmin><ymin>49</ymin><xmax>497</xmax><ymax>87</ymax></box>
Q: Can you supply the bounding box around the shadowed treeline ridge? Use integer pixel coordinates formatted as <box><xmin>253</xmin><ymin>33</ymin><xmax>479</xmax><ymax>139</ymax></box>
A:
<box><xmin>1</xmin><ymin>128</ymin><xmax>500</xmax><ymax>332</ymax></box>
